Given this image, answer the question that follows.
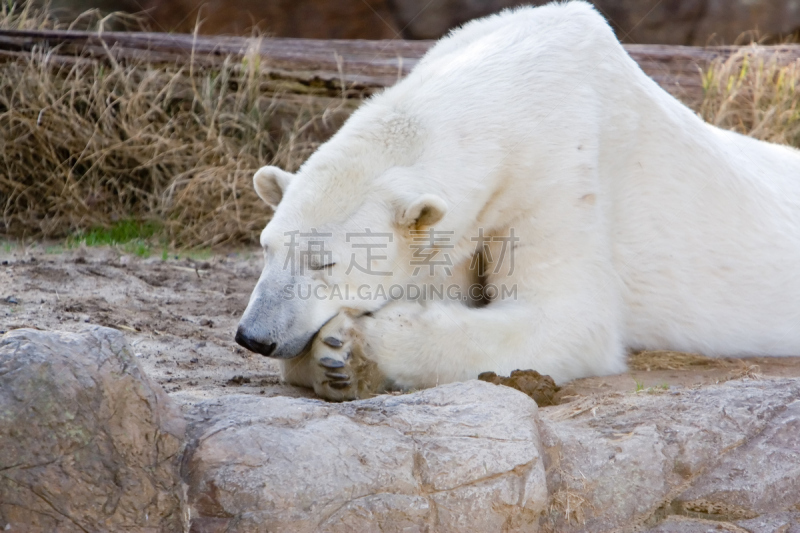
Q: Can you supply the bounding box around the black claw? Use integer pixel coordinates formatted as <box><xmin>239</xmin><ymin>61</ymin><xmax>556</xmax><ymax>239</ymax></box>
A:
<box><xmin>323</xmin><ymin>336</ymin><xmax>344</xmax><ymax>348</ymax></box>
<box><xmin>328</xmin><ymin>381</ymin><xmax>351</xmax><ymax>389</ymax></box>
<box><xmin>319</xmin><ymin>357</ymin><xmax>345</xmax><ymax>369</ymax></box>
<box><xmin>325</xmin><ymin>372</ymin><xmax>349</xmax><ymax>380</ymax></box>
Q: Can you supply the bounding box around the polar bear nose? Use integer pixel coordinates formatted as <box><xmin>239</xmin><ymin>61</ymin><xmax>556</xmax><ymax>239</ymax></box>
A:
<box><xmin>235</xmin><ymin>326</ymin><xmax>277</xmax><ymax>357</ymax></box>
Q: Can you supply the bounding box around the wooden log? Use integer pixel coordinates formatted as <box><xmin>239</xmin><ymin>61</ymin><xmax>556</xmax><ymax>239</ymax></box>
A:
<box><xmin>0</xmin><ymin>30</ymin><xmax>799</xmax><ymax>105</ymax></box>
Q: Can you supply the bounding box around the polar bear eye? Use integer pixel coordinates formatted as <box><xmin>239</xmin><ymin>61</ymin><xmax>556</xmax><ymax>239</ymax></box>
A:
<box><xmin>309</xmin><ymin>262</ymin><xmax>336</xmax><ymax>271</ymax></box>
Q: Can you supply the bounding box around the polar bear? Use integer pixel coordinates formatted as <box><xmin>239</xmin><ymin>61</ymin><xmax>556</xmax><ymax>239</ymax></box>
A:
<box><xmin>235</xmin><ymin>1</ymin><xmax>800</xmax><ymax>401</ymax></box>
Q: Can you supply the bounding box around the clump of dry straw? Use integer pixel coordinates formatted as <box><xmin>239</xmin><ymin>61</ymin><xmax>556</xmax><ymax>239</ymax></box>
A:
<box><xmin>1</xmin><ymin>5</ymin><xmax>799</xmax><ymax>248</ymax></box>
<box><xmin>701</xmin><ymin>46</ymin><xmax>800</xmax><ymax>148</ymax></box>
<box><xmin>0</xmin><ymin>3</ymin><xmax>353</xmax><ymax>247</ymax></box>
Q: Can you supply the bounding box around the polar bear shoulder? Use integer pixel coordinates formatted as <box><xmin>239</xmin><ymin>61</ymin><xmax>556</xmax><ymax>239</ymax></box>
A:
<box><xmin>416</xmin><ymin>1</ymin><xmax>616</xmax><ymax>71</ymax></box>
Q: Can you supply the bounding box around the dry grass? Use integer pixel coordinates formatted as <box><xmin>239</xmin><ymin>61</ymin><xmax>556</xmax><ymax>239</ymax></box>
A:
<box><xmin>0</xmin><ymin>1</ymin><xmax>145</xmax><ymax>31</ymax></box>
<box><xmin>0</xmin><ymin>5</ymin><xmax>355</xmax><ymax>247</ymax></box>
<box><xmin>701</xmin><ymin>47</ymin><xmax>800</xmax><ymax>148</ymax></box>
<box><xmin>1</xmin><ymin>1</ymin><xmax>57</xmax><ymax>30</ymax></box>
<box><xmin>628</xmin><ymin>350</ymin><xmax>726</xmax><ymax>371</ymax></box>
<box><xmin>629</xmin><ymin>350</ymin><xmax>763</xmax><ymax>383</ymax></box>
<box><xmin>1</xmin><ymin>6</ymin><xmax>799</xmax><ymax>248</ymax></box>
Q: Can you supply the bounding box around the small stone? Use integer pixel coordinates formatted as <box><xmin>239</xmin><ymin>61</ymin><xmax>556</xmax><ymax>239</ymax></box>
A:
<box><xmin>227</xmin><ymin>375</ymin><xmax>251</xmax><ymax>386</ymax></box>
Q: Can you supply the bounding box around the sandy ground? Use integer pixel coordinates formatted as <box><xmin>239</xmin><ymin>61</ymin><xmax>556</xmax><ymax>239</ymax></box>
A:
<box><xmin>2</xmin><ymin>243</ymin><xmax>799</xmax><ymax>409</ymax></box>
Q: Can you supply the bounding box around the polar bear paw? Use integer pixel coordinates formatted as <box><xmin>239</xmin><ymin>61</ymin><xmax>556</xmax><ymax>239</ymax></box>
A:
<box><xmin>309</xmin><ymin>311</ymin><xmax>383</xmax><ymax>402</ymax></box>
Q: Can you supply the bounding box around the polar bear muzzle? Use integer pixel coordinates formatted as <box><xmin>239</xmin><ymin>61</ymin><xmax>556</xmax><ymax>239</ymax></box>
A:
<box><xmin>235</xmin><ymin>269</ymin><xmax>318</xmax><ymax>359</ymax></box>
<box><xmin>235</xmin><ymin>316</ymin><xmax>315</xmax><ymax>360</ymax></box>
<box><xmin>234</xmin><ymin>326</ymin><xmax>277</xmax><ymax>357</ymax></box>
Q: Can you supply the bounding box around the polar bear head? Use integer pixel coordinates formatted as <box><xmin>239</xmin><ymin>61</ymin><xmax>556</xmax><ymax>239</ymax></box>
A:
<box><xmin>235</xmin><ymin>111</ymin><xmax>452</xmax><ymax>358</ymax></box>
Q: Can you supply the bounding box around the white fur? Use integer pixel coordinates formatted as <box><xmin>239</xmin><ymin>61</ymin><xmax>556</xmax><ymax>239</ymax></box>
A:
<box><xmin>247</xmin><ymin>1</ymin><xmax>800</xmax><ymax>388</ymax></box>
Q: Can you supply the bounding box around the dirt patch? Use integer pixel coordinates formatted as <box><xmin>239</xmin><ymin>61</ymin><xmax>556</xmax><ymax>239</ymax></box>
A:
<box><xmin>555</xmin><ymin>351</ymin><xmax>798</xmax><ymax>406</ymax></box>
<box><xmin>0</xmin><ymin>242</ymin><xmax>316</xmax><ymax>409</ymax></box>
<box><xmin>2</xmin><ymin>243</ymin><xmax>800</xmax><ymax>409</ymax></box>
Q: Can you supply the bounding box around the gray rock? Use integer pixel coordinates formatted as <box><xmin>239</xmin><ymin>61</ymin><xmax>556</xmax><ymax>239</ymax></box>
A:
<box><xmin>643</xmin><ymin>516</ymin><xmax>741</xmax><ymax>532</ymax></box>
<box><xmin>677</xmin><ymin>396</ymin><xmax>800</xmax><ymax>514</ymax></box>
<box><xmin>736</xmin><ymin>512</ymin><xmax>800</xmax><ymax>533</ymax></box>
<box><xmin>182</xmin><ymin>381</ymin><xmax>547</xmax><ymax>532</ymax></box>
<box><xmin>6</xmin><ymin>325</ymin><xmax>797</xmax><ymax>533</ymax></box>
<box><xmin>538</xmin><ymin>379</ymin><xmax>800</xmax><ymax>532</ymax></box>
<box><xmin>182</xmin><ymin>377</ymin><xmax>800</xmax><ymax>532</ymax></box>
<box><xmin>0</xmin><ymin>327</ymin><xmax>186</xmax><ymax>532</ymax></box>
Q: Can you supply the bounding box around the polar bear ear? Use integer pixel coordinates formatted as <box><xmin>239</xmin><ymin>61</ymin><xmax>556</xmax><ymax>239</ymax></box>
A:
<box><xmin>398</xmin><ymin>194</ymin><xmax>448</xmax><ymax>229</ymax></box>
<box><xmin>253</xmin><ymin>166</ymin><xmax>293</xmax><ymax>208</ymax></box>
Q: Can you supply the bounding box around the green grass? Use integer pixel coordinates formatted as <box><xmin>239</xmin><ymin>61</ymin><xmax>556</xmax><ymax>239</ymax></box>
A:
<box><xmin>44</xmin><ymin>244</ymin><xmax>65</xmax><ymax>254</ymax></box>
<box><xmin>64</xmin><ymin>220</ymin><xmax>220</xmax><ymax>260</ymax></box>
<box><xmin>634</xmin><ymin>380</ymin><xmax>670</xmax><ymax>393</ymax></box>
<box><xmin>2</xmin><ymin>225</ymin><xmax>221</xmax><ymax>261</ymax></box>
<box><xmin>66</xmin><ymin>220</ymin><xmax>162</xmax><ymax>257</ymax></box>
<box><xmin>67</xmin><ymin>220</ymin><xmax>159</xmax><ymax>246</ymax></box>
<box><xmin>182</xmin><ymin>247</ymin><xmax>214</xmax><ymax>261</ymax></box>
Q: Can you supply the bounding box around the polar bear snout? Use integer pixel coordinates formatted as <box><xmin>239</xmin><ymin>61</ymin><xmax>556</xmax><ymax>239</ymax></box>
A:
<box><xmin>234</xmin><ymin>316</ymin><xmax>315</xmax><ymax>360</ymax></box>
<box><xmin>234</xmin><ymin>326</ymin><xmax>277</xmax><ymax>357</ymax></box>
<box><xmin>236</xmin><ymin>271</ymin><xmax>321</xmax><ymax>359</ymax></box>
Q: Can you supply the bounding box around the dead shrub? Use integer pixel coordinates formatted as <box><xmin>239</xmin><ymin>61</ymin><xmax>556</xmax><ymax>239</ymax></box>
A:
<box><xmin>700</xmin><ymin>47</ymin><xmax>800</xmax><ymax>148</ymax></box>
<box><xmin>1</xmin><ymin>6</ymin><xmax>798</xmax><ymax>248</ymax></box>
<box><xmin>0</xmin><ymin>5</ymin><xmax>355</xmax><ymax>247</ymax></box>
